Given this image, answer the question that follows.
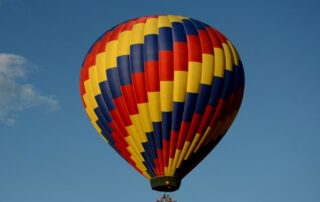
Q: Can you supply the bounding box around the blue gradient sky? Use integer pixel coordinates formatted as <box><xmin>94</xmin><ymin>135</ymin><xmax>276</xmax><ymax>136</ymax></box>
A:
<box><xmin>1</xmin><ymin>0</ymin><xmax>319</xmax><ymax>201</ymax></box>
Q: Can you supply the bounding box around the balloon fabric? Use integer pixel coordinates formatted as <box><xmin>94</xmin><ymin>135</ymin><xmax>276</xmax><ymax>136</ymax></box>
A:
<box><xmin>80</xmin><ymin>15</ymin><xmax>244</xmax><ymax>192</ymax></box>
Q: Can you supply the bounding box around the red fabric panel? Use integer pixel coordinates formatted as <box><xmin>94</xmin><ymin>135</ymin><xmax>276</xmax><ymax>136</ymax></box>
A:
<box><xmin>173</xmin><ymin>42</ymin><xmax>188</xmax><ymax>71</ymax></box>
<box><xmin>132</xmin><ymin>72</ymin><xmax>148</xmax><ymax>103</ymax></box>
<box><xmin>159</xmin><ymin>50</ymin><xmax>174</xmax><ymax>81</ymax></box>
<box><xmin>145</xmin><ymin>61</ymin><xmax>160</xmax><ymax>91</ymax></box>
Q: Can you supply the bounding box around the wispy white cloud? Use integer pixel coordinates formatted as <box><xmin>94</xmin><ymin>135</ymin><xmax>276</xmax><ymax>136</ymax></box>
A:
<box><xmin>0</xmin><ymin>53</ymin><xmax>59</xmax><ymax>125</ymax></box>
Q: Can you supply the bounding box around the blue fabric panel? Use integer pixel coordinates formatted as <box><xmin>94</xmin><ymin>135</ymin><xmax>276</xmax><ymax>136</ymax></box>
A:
<box><xmin>107</xmin><ymin>68</ymin><xmax>122</xmax><ymax>98</ymax></box>
<box><xmin>172</xmin><ymin>22</ymin><xmax>187</xmax><ymax>42</ymax></box>
<box><xmin>159</xmin><ymin>27</ymin><xmax>173</xmax><ymax>50</ymax></box>
<box><xmin>162</xmin><ymin>112</ymin><xmax>172</xmax><ymax>140</ymax></box>
<box><xmin>117</xmin><ymin>55</ymin><xmax>132</xmax><ymax>85</ymax></box>
<box><xmin>181</xmin><ymin>19</ymin><xmax>198</xmax><ymax>35</ymax></box>
<box><xmin>144</xmin><ymin>34</ymin><xmax>159</xmax><ymax>61</ymax></box>
<box><xmin>221</xmin><ymin>70</ymin><xmax>233</xmax><ymax>100</ymax></box>
<box><xmin>182</xmin><ymin>93</ymin><xmax>198</xmax><ymax>122</ymax></box>
<box><xmin>95</xmin><ymin>94</ymin><xmax>112</xmax><ymax>122</ymax></box>
<box><xmin>130</xmin><ymin>44</ymin><xmax>144</xmax><ymax>72</ymax></box>
<box><xmin>208</xmin><ymin>76</ymin><xmax>224</xmax><ymax>106</ymax></box>
<box><xmin>195</xmin><ymin>84</ymin><xmax>211</xmax><ymax>114</ymax></box>
<box><xmin>99</xmin><ymin>81</ymin><xmax>116</xmax><ymax>110</ymax></box>
<box><xmin>172</xmin><ymin>102</ymin><xmax>184</xmax><ymax>131</ymax></box>
<box><xmin>153</xmin><ymin>122</ymin><xmax>163</xmax><ymax>149</ymax></box>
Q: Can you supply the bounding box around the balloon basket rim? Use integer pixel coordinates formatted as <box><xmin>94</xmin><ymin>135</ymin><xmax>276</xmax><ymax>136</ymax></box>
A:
<box><xmin>150</xmin><ymin>176</ymin><xmax>181</xmax><ymax>192</ymax></box>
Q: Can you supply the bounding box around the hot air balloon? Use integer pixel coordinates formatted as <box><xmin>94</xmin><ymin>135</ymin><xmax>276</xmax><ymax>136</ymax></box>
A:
<box><xmin>79</xmin><ymin>15</ymin><xmax>244</xmax><ymax>193</ymax></box>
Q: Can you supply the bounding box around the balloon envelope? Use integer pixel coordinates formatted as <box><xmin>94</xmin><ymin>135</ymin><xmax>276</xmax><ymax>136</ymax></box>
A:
<box><xmin>80</xmin><ymin>15</ymin><xmax>244</xmax><ymax>192</ymax></box>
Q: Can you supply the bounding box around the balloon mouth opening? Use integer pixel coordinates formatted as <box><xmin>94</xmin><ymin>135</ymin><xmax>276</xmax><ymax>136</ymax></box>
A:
<box><xmin>150</xmin><ymin>176</ymin><xmax>181</xmax><ymax>192</ymax></box>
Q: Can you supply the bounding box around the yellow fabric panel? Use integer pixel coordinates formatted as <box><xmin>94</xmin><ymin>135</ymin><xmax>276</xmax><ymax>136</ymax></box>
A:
<box><xmin>160</xmin><ymin>81</ymin><xmax>173</xmax><ymax>112</ymax></box>
<box><xmin>186</xmin><ymin>62</ymin><xmax>202</xmax><ymax>93</ymax></box>
<box><xmin>137</xmin><ymin>103</ymin><xmax>153</xmax><ymax>133</ymax></box>
<box><xmin>173</xmin><ymin>71</ymin><xmax>188</xmax><ymax>102</ymax></box>
<box><xmin>129</xmin><ymin>155</ymin><xmax>149</xmax><ymax>178</ymax></box>
<box><xmin>166</xmin><ymin>158</ymin><xmax>173</xmax><ymax>176</ymax></box>
<box><xmin>213</xmin><ymin>47</ymin><xmax>225</xmax><ymax>78</ymax></box>
<box><xmin>142</xmin><ymin>171</ymin><xmax>151</xmax><ymax>179</ymax></box>
<box><xmin>164</xmin><ymin>167</ymin><xmax>168</xmax><ymax>176</ymax></box>
<box><xmin>158</xmin><ymin>16</ymin><xmax>172</xmax><ymax>28</ymax></box>
<box><xmin>201</xmin><ymin>54</ymin><xmax>214</xmax><ymax>85</ymax></box>
<box><xmin>177</xmin><ymin>141</ymin><xmax>191</xmax><ymax>168</ymax></box>
<box><xmin>144</xmin><ymin>18</ymin><xmax>159</xmax><ymax>35</ymax></box>
<box><xmin>227</xmin><ymin>40</ymin><xmax>240</xmax><ymax>66</ymax></box>
<box><xmin>185</xmin><ymin>133</ymin><xmax>201</xmax><ymax>160</ymax></box>
<box><xmin>168</xmin><ymin>15</ymin><xmax>183</xmax><ymax>23</ymax></box>
<box><xmin>83</xmin><ymin>96</ymin><xmax>95</xmax><ymax>120</ymax></box>
<box><xmin>130</xmin><ymin>114</ymin><xmax>148</xmax><ymax>142</ymax></box>
<box><xmin>222</xmin><ymin>43</ymin><xmax>233</xmax><ymax>71</ymax></box>
<box><xmin>105</xmin><ymin>41</ymin><xmax>118</xmax><ymax>69</ymax></box>
<box><xmin>126</xmin><ymin>137</ymin><xmax>145</xmax><ymax>164</ymax></box>
<box><xmin>131</xmin><ymin>23</ymin><xmax>145</xmax><ymax>45</ymax></box>
<box><xmin>84</xmin><ymin>80</ymin><xmax>98</xmax><ymax>111</ymax></box>
<box><xmin>147</xmin><ymin>92</ymin><xmax>162</xmax><ymax>122</ymax></box>
<box><xmin>168</xmin><ymin>150</ymin><xmax>181</xmax><ymax>176</ymax></box>
<box><xmin>96</xmin><ymin>52</ymin><xmax>107</xmax><ymax>82</ymax></box>
<box><xmin>195</xmin><ymin>127</ymin><xmax>212</xmax><ymax>152</ymax></box>
<box><xmin>86</xmin><ymin>67</ymin><xmax>102</xmax><ymax>136</ymax></box>
<box><xmin>117</xmin><ymin>31</ymin><xmax>131</xmax><ymax>56</ymax></box>
<box><xmin>88</xmin><ymin>66</ymin><xmax>101</xmax><ymax>96</ymax></box>
<box><xmin>83</xmin><ymin>79</ymin><xmax>101</xmax><ymax>140</ymax></box>
<box><xmin>126</xmin><ymin>125</ymin><xmax>144</xmax><ymax>152</ymax></box>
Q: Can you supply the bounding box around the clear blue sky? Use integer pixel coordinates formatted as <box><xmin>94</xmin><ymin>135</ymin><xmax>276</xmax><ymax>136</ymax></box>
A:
<box><xmin>1</xmin><ymin>0</ymin><xmax>319</xmax><ymax>201</ymax></box>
